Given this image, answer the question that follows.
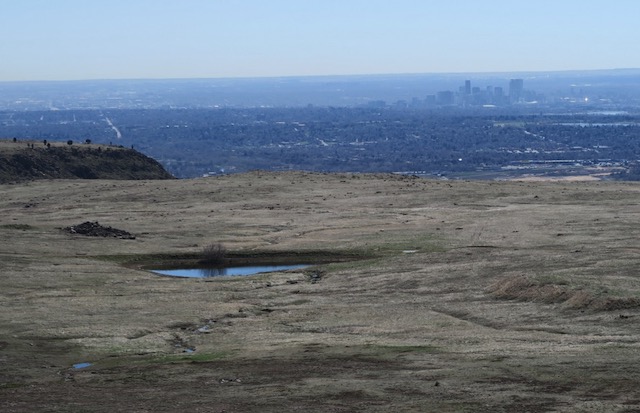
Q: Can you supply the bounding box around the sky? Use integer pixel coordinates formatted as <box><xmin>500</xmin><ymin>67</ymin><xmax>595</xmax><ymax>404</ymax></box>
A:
<box><xmin>1</xmin><ymin>0</ymin><xmax>640</xmax><ymax>81</ymax></box>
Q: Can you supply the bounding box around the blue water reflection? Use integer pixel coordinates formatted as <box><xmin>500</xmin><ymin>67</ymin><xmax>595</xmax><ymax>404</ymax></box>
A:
<box><xmin>152</xmin><ymin>264</ymin><xmax>308</xmax><ymax>278</ymax></box>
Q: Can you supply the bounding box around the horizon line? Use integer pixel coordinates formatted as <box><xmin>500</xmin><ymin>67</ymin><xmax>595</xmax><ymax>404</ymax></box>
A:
<box><xmin>1</xmin><ymin>67</ymin><xmax>640</xmax><ymax>84</ymax></box>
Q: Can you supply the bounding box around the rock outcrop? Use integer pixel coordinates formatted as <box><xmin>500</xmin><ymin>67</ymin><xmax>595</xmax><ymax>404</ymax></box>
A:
<box><xmin>0</xmin><ymin>139</ymin><xmax>174</xmax><ymax>183</ymax></box>
<box><xmin>63</xmin><ymin>221</ymin><xmax>135</xmax><ymax>239</ymax></box>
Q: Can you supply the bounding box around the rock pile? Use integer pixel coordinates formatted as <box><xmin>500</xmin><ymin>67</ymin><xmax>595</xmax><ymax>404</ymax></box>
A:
<box><xmin>64</xmin><ymin>221</ymin><xmax>135</xmax><ymax>239</ymax></box>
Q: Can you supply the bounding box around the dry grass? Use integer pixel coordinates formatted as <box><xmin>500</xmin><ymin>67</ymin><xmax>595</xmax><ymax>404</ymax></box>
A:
<box><xmin>2</xmin><ymin>171</ymin><xmax>640</xmax><ymax>411</ymax></box>
<box><xmin>489</xmin><ymin>275</ymin><xmax>640</xmax><ymax>310</ymax></box>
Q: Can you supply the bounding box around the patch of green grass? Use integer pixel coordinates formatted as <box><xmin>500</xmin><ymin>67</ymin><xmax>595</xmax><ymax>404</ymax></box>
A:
<box><xmin>360</xmin><ymin>343</ymin><xmax>442</xmax><ymax>356</ymax></box>
<box><xmin>319</xmin><ymin>257</ymin><xmax>380</xmax><ymax>272</ymax></box>
<box><xmin>535</xmin><ymin>274</ymin><xmax>571</xmax><ymax>286</ymax></box>
<box><xmin>150</xmin><ymin>351</ymin><xmax>229</xmax><ymax>364</ymax></box>
<box><xmin>95</xmin><ymin>249</ymin><xmax>371</xmax><ymax>269</ymax></box>
<box><xmin>94</xmin><ymin>252</ymin><xmax>200</xmax><ymax>266</ymax></box>
<box><xmin>101</xmin><ymin>345</ymin><xmax>143</xmax><ymax>355</ymax></box>
<box><xmin>95</xmin><ymin>351</ymin><xmax>231</xmax><ymax>370</ymax></box>
<box><xmin>0</xmin><ymin>382</ymin><xmax>25</xmax><ymax>389</ymax></box>
<box><xmin>0</xmin><ymin>223</ymin><xmax>34</xmax><ymax>230</ymax></box>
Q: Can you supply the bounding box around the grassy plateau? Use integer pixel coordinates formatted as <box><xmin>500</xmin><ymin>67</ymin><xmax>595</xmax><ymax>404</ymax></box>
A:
<box><xmin>2</xmin><ymin>171</ymin><xmax>640</xmax><ymax>412</ymax></box>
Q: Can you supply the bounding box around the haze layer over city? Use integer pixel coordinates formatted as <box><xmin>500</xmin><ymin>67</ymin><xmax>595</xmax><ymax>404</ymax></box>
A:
<box><xmin>1</xmin><ymin>1</ymin><xmax>640</xmax><ymax>180</ymax></box>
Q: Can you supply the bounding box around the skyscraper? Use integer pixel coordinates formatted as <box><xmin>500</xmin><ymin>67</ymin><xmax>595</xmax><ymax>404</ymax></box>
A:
<box><xmin>509</xmin><ymin>79</ymin><xmax>524</xmax><ymax>104</ymax></box>
<box><xmin>437</xmin><ymin>91</ymin><xmax>455</xmax><ymax>105</ymax></box>
<box><xmin>493</xmin><ymin>86</ymin><xmax>504</xmax><ymax>105</ymax></box>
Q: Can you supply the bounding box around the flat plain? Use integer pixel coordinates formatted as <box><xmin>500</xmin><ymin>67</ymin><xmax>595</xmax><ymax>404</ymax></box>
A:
<box><xmin>2</xmin><ymin>171</ymin><xmax>640</xmax><ymax>412</ymax></box>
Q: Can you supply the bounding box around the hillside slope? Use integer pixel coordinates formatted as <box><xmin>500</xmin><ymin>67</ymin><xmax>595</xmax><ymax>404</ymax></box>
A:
<box><xmin>0</xmin><ymin>139</ymin><xmax>173</xmax><ymax>182</ymax></box>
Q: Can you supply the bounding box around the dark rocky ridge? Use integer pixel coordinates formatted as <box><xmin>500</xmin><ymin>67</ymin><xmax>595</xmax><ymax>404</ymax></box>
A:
<box><xmin>0</xmin><ymin>139</ymin><xmax>174</xmax><ymax>183</ymax></box>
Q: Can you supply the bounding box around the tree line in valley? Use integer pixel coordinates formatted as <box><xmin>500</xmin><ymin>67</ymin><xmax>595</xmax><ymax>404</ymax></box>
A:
<box><xmin>1</xmin><ymin>107</ymin><xmax>639</xmax><ymax>179</ymax></box>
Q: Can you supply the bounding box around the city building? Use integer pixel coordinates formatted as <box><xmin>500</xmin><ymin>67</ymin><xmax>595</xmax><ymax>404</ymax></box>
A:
<box><xmin>509</xmin><ymin>79</ymin><xmax>524</xmax><ymax>104</ymax></box>
<box><xmin>437</xmin><ymin>91</ymin><xmax>455</xmax><ymax>105</ymax></box>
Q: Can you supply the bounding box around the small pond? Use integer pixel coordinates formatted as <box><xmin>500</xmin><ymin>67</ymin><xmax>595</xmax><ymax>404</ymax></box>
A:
<box><xmin>151</xmin><ymin>264</ymin><xmax>309</xmax><ymax>278</ymax></box>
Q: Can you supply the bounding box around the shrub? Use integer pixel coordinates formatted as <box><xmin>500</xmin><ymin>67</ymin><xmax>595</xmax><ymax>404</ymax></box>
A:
<box><xmin>200</xmin><ymin>243</ymin><xmax>226</xmax><ymax>265</ymax></box>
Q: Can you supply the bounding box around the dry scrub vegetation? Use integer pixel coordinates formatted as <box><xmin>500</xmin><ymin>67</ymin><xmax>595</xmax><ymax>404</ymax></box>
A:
<box><xmin>2</xmin><ymin>171</ymin><xmax>640</xmax><ymax>412</ymax></box>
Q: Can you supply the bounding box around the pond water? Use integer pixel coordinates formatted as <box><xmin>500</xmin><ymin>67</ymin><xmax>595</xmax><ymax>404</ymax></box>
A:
<box><xmin>73</xmin><ymin>362</ymin><xmax>92</xmax><ymax>369</ymax></box>
<box><xmin>151</xmin><ymin>264</ymin><xmax>309</xmax><ymax>278</ymax></box>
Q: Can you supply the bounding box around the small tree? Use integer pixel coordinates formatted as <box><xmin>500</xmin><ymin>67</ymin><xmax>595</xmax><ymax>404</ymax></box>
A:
<box><xmin>85</xmin><ymin>139</ymin><xmax>92</xmax><ymax>144</ymax></box>
<box><xmin>67</xmin><ymin>140</ymin><xmax>73</xmax><ymax>146</ymax></box>
<box><xmin>200</xmin><ymin>243</ymin><xmax>226</xmax><ymax>265</ymax></box>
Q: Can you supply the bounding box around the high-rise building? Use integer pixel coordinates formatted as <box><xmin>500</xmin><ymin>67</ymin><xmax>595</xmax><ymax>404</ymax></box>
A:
<box><xmin>509</xmin><ymin>79</ymin><xmax>524</xmax><ymax>104</ymax></box>
<box><xmin>493</xmin><ymin>86</ymin><xmax>504</xmax><ymax>105</ymax></box>
<box><xmin>437</xmin><ymin>91</ymin><xmax>455</xmax><ymax>105</ymax></box>
<box><xmin>464</xmin><ymin>80</ymin><xmax>471</xmax><ymax>95</ymax></box>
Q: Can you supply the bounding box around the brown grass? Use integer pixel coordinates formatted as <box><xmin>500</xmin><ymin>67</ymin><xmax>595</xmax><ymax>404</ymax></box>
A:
<box><xmin>3</xmin><ymin>171</ymin><xmax>640</xmax><ymax>411</ymax></box>
<box><xmin>490</xmin><ymin>275</ymin><xmax>640</xmax><ymax>311</ymax></box>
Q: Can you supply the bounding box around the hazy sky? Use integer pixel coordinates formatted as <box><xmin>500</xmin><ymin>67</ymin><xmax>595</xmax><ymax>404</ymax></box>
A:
<box><xmin>2</xmin><ymin>0</ymin><xmax>639</xmax><ymax>81</ymax></box>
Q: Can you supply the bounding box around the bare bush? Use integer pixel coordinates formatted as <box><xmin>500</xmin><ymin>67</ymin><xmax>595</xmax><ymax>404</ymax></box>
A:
<box><xmin>200</xmin><ymin>243</ymin><xmax>226</xmax><ymax>265</ymax></box>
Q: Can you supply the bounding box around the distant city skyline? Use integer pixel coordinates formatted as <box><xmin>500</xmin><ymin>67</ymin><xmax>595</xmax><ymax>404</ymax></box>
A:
<box><xmin>1</xmin><ymin>0</ymin><xmax>640</xmax><ymax>82</ymax></box>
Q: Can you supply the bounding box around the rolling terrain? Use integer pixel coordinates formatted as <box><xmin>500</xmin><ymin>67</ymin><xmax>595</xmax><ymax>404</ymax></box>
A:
<box><xmin>2</xmin><ymin>172</ymin><xmax>640</xmax><ymax>411</ymax></box>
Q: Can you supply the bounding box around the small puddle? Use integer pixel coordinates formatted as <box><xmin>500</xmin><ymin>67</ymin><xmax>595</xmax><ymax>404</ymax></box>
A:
<box><xmin>72</xmin><ymin>362</ymin><xmax>92</xmax><ymax>369</ymax></box>
<box><xmin>151</xmin><ymin>264</ymin><xmax>309</xmax><ymax>278</ymax></box>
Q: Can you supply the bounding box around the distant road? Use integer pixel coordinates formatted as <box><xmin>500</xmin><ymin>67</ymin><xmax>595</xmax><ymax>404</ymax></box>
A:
<box><xmin>103</xmin><ymin>116</ymin><xmax>122</xmax><ymax>139</ymax></box>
